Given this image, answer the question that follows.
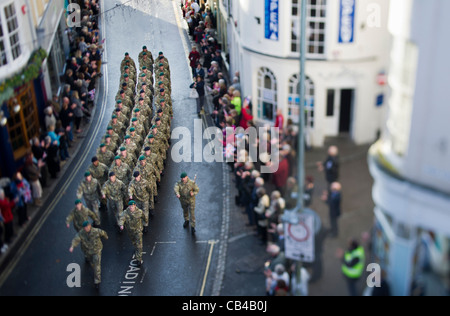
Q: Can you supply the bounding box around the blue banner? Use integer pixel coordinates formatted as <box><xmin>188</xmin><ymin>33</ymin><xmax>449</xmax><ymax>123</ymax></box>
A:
<box><xmin>339</xmin><ymin>0</ymin><xmax>356</xmax><ymax>43</ymax></box>
<box><xmin>265</xmin><ymin>0</ymin><xmax>279</xmax><ymax>41</ymax></box>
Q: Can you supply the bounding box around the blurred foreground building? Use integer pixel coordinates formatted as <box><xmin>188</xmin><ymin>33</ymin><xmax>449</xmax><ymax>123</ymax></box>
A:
<box><xmin>369</xmin><ymin>0</ymin><xmax>450</xmax><ymax>296</ymax></box>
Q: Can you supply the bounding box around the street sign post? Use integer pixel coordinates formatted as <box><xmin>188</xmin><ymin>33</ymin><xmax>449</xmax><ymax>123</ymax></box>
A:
<box><xmin>285</xmin><ymin>213</ymin><xmax>315</xmax><ymax>263</ymax></box>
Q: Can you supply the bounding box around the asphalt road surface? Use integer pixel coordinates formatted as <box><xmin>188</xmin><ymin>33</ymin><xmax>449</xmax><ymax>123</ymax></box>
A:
<box><xmin>0</xmin><ymin>0</ymin><xmax>224</xmax><ymax>296</ymax></box>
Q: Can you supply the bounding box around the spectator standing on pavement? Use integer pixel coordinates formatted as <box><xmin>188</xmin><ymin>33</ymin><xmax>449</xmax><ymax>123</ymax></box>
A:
<box><xmin>321</xmin><ymin>182</ymin><xmax>342</xmax><ymax>238</ymax></box>
<box><xmin>190</xmin><ymin>75</ymin><xmax>206</xmax><ymax>117</ymax></box>
<box><xmin>23</xmin><ymin>153</ymin><xmax>43</xmax><ymax>207</ymax></box>
<box><xmin>337</xmin><ymin>238</ymin><xmax>366</xmax><ymax>296</ymax></box>
<box><xmin>189</xmin><ymin>46</ymin><xmax>201</xmax><ymax>78</ymax></box>
<box><xmin>10</xmin><ymin>172</ymin><xmax>32</xmax><ymax>227</ymax></box>
<box><xmin>0</xmin><ymin>188</ymin><xmax>16</xmax><ymax>245</ymax></box>
<box><xmin>317</xmin><ymin>145</ymin><xmax>339</xmax><ymax>190</ymax></box>
<box><xmin>254</xmin><ymin>187</ymin><xmax>270</xmax><ymax>245</ymax></box>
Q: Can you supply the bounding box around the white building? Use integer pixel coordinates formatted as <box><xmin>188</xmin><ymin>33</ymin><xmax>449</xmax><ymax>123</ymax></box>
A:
<box><xmin>220</xmin><ymin>0</ymin><xmax>391</xmax><ymax>147</ymax></box>
<box><xmin>369</xmin><ymin>0</ymin><xmax>450</xmax><ymax>296</ymax></box>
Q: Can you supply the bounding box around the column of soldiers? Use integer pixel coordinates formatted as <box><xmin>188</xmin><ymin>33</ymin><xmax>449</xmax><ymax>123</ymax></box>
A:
<box><xmin>67</xmin><ymin>47</ymin><xmax>173</xmax><ymax>289</ymax></box>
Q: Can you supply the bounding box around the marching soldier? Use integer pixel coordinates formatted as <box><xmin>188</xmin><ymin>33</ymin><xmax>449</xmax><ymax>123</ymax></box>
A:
<box><xmin>121</xmin><ymin>73</ymin><xmax>135</xmax><ymax>91</ymax></box>
<box><xmin>152</xmin><ymin>125</ymin><xmax>168</xmax><ymax>161</ymax></box>
<box><xmin>96</xmin><ymin>143</ymin><xmax>115</xmax><ymax>167</ymax></box>
<box><xmin>109</xmin><ymin>156</ymin><xmax>132</xmax><ymax>185</ymax></box>
<box><xmin>119</xmin><ymin>200</ymin><xmax>148</xmax><ymax>266</ymax></box>
<box><xmin>154</xmin><ymin>52</ymin><xmax>170</xmax><ymax>71</ymax></box>
<box><xmin>129</xmin><ymin>127</ymin><xmax>143</xmax><ymax>149</ymax></box>
<box><xmin>134</xmin><ymin>156</ymin><xmax>158</xmax><ymax>207</ymax></box>
<box><xmin>104</xmin><ymin>134</ymin><xmax>118</xmax><ymax>156</ymax></box>
<box><xmin>77</xmin><ymin>171</ymin><xmax>102</xmax><ymax>224</ymax></box>
<box><xmin>119</xmin><ymin>146</ymin><xmax>136</xmax><ymax>170</ymax></box>
<box><xmin>109</xmin><ymin>114</ymin><xmax>126</xmax><ymax>138</ymax></box>
<box><xmin>156</xmin><ymin>72</ymin><xmax>171</xmax><ymax>94</ymax></box>
<box><xmin>66</xmin><ymin>199</ymin><xmax>100</xmax><ymax>232</ymax></box>
<box><xmin>121</xmin><ymin>52</ymin><xmax>136</xmax><ymax>71</ymax></box>
<box><xmin>139</xmin><ymin>53</ymin><xmax>153</xmax><ymax>72</ymax></box>
<box><xmin>116</xmin><ymin>91</ymin><xmax>133</xmax><ymax>110</ymax></box>
<box><xmin>128</xmin><ymin>171</ymin><xmax>153</xmax><ymax>230</ymax></box>
<box><xmin>89</xmin><ymin>156</ymin><xmax>109</xmax><ymax>187</ymax></box>
<box><xmin>141</xmin><ymin>146</ymin><xmax>163</xmax><ymax>183</ymax></box>
<box><xmin>140</xmin><ymin>66</ymin><xmax>154</xmax><ymax>85</ymax></box>
<box><xmin>101</xmin><ymin>172</ymin><xmax>128</xmax><ymax>230</ymax></box>
<box><xmin>114</xmin><ymin>107</ymin><xmax>129</xmax><ymax>127</ymax></box>
<box><xmin>122</xmin><ymin>65</ymin><xmax>137</xmax><ymax>84</ymax></box>
<box><xmin>130</xmin><ymin>117</ymin><xmax>145</xmax><ymax>137</ymax></box>
<box><xmin>132</xmin><ymin>108</ymin><xmax>149</xmax><ymax>135</ymax></box>
<box><xmin>121</xmin><ymin>135</ymin><xmax>139</xmax><ymax>163</ymax></box>
<box><xmin>69</xmin><ymin>221</ymin><xmax>108</xmax><ymax>289</ymax></box>
<box><xmin>106</xmin><ymin>126</ymin><xmax>120</xmax><ymax>147</ymax></box>
<box><xmin>140</xmin><ymin>82</ymin><xmax>154</xmax><ymax>99</ymax></box>
<box><xmin>174</xmin><ymin>173</ymin><xmax>199</xmax><ymax>234</ymax></box>
<box><xmin>139</xmin><ymin>46</ymin><xmax>154</xmax><ymax>66</ymax></box>
<box><xmin>136</xmin><ymin>97</ymin><xmax>152</xmax><ymax>124</ymax></box>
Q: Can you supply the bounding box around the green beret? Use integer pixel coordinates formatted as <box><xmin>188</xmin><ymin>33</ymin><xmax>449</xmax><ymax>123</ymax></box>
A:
<box><xmin>120</xmin><ymin>147</ymin><xmax>126</xmax><ymax>152</ymax></box>
<box><xmin>140</xmin><ymin>73</ymin><xmax>146</xmax><ymax>77</ymax></box>
<box><xmin>124</xmin><ymin>135</ymin><xmax>131</xmax><ymax>140</ymax></box>
<box><xmin>130</xmin><ymin>127</ymin><xmax>136</xmax><ymax>132</ymax></box>
<box><xmin>124</xmin><ymin>66</ymin><xmax>129</xmax><ymax>70</ymax></box>
<box><xmin>158</xmin><ymin>81</ymin><xmax>163</xmax><ymax>85</ymax></box>
<box><xmin>84</xmin><ymin>171</ymin><xmax>91</xmax><ymax>177</ymax></box>
<box><xmin>116</xmin><ymin>99</ymin><xmax>122</xmax><ymax>104</ymax></box>
<box><xmin>125</xmin><ymin>52</ymin><xmax>129</xmax><ymax>56</ymax></box>
<box><xmin>107</xmin><ymin>126</ymin><xmax>113</xmax><ymax>130</ymax></box>
<box><xmin>112</xmin><ymin>114</ymin><xmax>117</xmax><ymax>119</ymax></box>
<box><xmin>139</xmin><ymin>156</ymin><xmax>145</xmax><ymax>161</ymax></box>
<box><xmin>82</xmin><ymin>221</ymin><xmax>90</xmax><ymax>228</ymax></box>
<box><xmin>134</xmin><ymin>108</ymin><xmax>141</xmax><ymax>113</ymax></box>
<box><xmin>132</xmin><ymin>117</ymin><xmax>138</xmax><ymax>122</ymax></box>
<box><xmin>159</xmin><ymin>72</ymin><xmax>165</xmax><ymax>76</ymax></box>
<box><xmin>123</xmin><ymin>74</ymin><xmax>129</xmax><ymax>78</ymax></box>
<box><xmin>75</xmin><ymin>199</ymin><xmax>82</xmax><ymax>205</ymax></box>
<box><xmin>128</xmin><ymin>200</ymin><xmax>136</xmax><ymax>206</ymax></box>
<box><xmin>160</xmin><ymin>99</ymin><xmax>165</xmax><ymax>103</ymax></box>
<box><xmin>148</xmin><ymin>134</ymin><xmax>154</xmax><ymax>139</ymax></box>
<box><xmin>152</xmin><ymin>125</ymin><xmax>157</xmax><ymax>129</ymax></box>
<box><xmin>100</xmin><ymin>143</ymin><xmax>106</xmax><ymax>148</ymax></box>
<box><xmin>159</xmin><ymin>63</ymin><xmax>164</xmax><ymax>67</ymax></box>
<box><xmin>105</xmin><ymin>134</ymin><xmax>111</xmax><ymax>139</ymax></box>
<box><xmin>115</xmin><ymin>156</ymin><xmax>121</xmax><ymax>160</ymax></box>
<box><xmin>180</xmin><ymin>172</ymin><xmax>188</xmax><ymax>179</ymax></box>
<box><xmin>143</xmin><ymin>46</ymin><xmax>147</xmax><ymax>50</ymax></box>
<box><xmin>142</xmin><ymin>66</ymin><xmax>147</xmax><ymax>70</ymax></box>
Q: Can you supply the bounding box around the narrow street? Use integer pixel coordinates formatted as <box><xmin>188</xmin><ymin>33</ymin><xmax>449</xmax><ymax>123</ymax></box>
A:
<box><xmin>0</xmin><ymin>0</ymin><xmax>224</xmax><ymax>296</ymax></box>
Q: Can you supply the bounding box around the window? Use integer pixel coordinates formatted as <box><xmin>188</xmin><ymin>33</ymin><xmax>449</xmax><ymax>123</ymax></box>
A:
<box><xmin>257</xmin><ymin>67</ymin><xmax>277</xmax><ymax>122</ymax></box>
<box><xmin>0</xmin><ymin>14</ymin><xmax>6</xmax><ymax>66</ymax></box>
<box><xmin>288</xmin><ymin>74</ymin><xmax>315</xmax><ymax>128</ymax></box>
<box><xmin>291</xmin><ymin>0</ymin><xmax>327</xmax><ymax>58</ymax></box>
<box><xmin>4</xmin><ymin>3</ymin><xmax>20</xmax><ymax>61</ymax></box>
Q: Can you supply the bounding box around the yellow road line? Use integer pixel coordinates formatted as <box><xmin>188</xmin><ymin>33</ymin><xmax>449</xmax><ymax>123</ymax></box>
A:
<box><xmin>200</xmin><ymin>240</ymin><xmax>218</xmax><ymax>297</ymax></box>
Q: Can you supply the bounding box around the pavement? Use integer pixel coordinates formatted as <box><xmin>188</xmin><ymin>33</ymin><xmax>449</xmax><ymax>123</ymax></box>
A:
<box><xmin>220</xmin><ymin>136</ymin><xmax>375</xmax><ymax>296</ymax></box>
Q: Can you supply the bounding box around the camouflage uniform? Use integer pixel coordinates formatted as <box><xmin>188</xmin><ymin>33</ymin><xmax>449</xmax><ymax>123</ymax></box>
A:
<box><xmin>141</xmin><ymin>149</ymin><xmax>163</xmax><ymax>182</ymax></box>
<box><xmin>128</xmin><ymin>177</ymin><xmax>153</xmax><ymax>222</ymax></box>
<box><xmin>71</xmin><ymin>227</ymin><xmax>108</xmax><ymax>285</ymax></box>
<box><xmin>89</xmin><ymin>162</ymin><xmax>109</xmax><ymax>186</ymax></box>
<box><xmin>77</xmin><ymin>178</ymin><xmax>102</xmax><ymax>223</ymax></box>
<box><xmin>109</xmin><ymin>160</ymin><xmax>132</xmax><ymax>185</ymax></box>
<box><xmin>66</xmin><ymin>205</ymin><xmax>100</xmax><ymax>232</ymax></box>
<box><xmin>118</xmin><ymin>205</ymin><xmax>148</xmax><ymax>262</ymax></box>
<box><xmin>96</xmin><ymin>146</ymin><xmax>115</xmax><ymax>167</ymax></box>
<box><xmin>134</xmin><ymin>161</ymin><xmax>157</xmax><ymax>207</ymax></box>
<box><xmin>102</xmin><ymin>178</ymin><xmax>128</xmax><ymax>225</ymax></box>
<box><xmin>174</xmin><ymin>177</ymin><xmax>200</xmax><ymax>229</ymax></box>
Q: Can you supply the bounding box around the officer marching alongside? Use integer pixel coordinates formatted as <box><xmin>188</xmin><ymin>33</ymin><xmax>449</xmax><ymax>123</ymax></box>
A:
<box><xmin>174</xmin><ymin>173</ymin><xmax>199</xmax><ymax>235</ymax></box>
<box><xmin>69</xmin><ymin>221</ymin><xmax>108</xmax><ymax>289</ymax></box>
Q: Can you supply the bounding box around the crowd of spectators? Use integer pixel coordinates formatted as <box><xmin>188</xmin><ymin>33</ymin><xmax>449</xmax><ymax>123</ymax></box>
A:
<box><xmin>0</xmin><ymin>0</ymin><xmax>102</xmax><ymax>255</ymax></box>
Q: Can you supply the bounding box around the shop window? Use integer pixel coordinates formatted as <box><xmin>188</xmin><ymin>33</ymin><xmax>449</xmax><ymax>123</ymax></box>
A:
<box><xmin>6</xmin><ymin>83</ymin><xmax>39</xmax><ymax>160</ymax></box>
